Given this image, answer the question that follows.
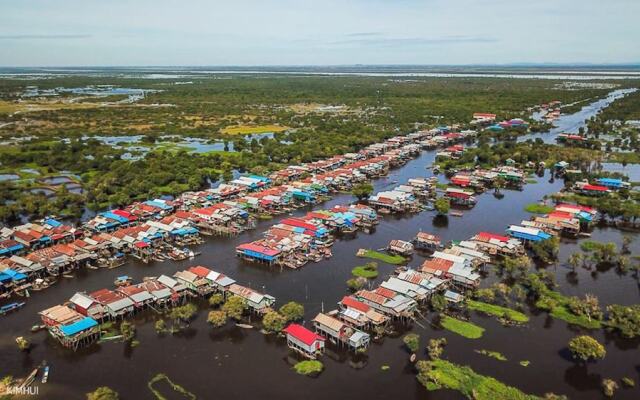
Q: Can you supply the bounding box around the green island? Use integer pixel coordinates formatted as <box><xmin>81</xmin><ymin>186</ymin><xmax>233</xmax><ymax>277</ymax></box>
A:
<box><xmin>467</xmin><ymin>300</ymin><xmax>529</xmax><ymax>324</ymax></box>
<box><xmin>293</xmin><ymin>360</ymin><xmax>324</xmax><ymax>376</ymax></box>
<box><xmin>416</xmin><ymin>359</ymin><xmax>541</xmax><ymax>400</ymax></box>
<box><xmin>440</xmin><ymin>316</ymin><xmax>485</xmax><ymax>339</ymax></box>
<box><xmin>358</xmin><ymin>249</ymin><xmax>406</xmax><ymax>265</ymax></box>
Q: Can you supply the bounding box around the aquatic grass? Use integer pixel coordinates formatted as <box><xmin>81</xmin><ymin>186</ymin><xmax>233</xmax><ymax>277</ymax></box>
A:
<box><xmin>147</xmin><ymin>373</ymin><xmax>196</xmax><ymax>400</ymax></box>
<box><xmin>440</xmin><ymin>316</ymin><xmax>485</xmax><ymax>339</ymax></box>
<box><xmin>359</xmin><ymin>249</ymin><xmax>406</xmax><ymax>265</ymax></box>
<box><xmin>467</xmin><ymin>300</ymin><xmax>529</xmax><ymax>323</ymax></box>
<box><xmin>535</xmin><ymin>290</ymin><xmax>602</xmax><ymax>329</ymax></box>
<box><xmin>475</xmin><ymin>349</ymin><xmax>507</xmax><ymax>361</ymax></box>
<box><xmin>351</xmin><ymin>262</ymin><xmax>379</xmax><ymax>279</ymax></box>
<box><xmin>524</xmin><ymin>203</ymin><xmax>554</xmax><ymax>214</ymax></box>
<box><xmin>416</xmin><ymin>359</ymin><xmax>540</xmax><ymax>400</ymax></box>
<box><xmin>293</xmin><ymin>360</ymin><xmax>324</xmax><ymax>376</ymax></box>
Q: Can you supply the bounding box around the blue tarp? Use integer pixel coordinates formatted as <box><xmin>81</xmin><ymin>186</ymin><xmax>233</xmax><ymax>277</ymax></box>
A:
<box><xmin>2</xmin><ymin>269</ymin><xmax>27</xmax><ymax>281</ymax></box>
<box><xmin>39</xmin><ymin>236</ymin><xmax>52</xmax><ymax>243</ymax></box>
<box><xmin>249</xmin><ymin>175</ymin><xmax>271</xmax><ymax>184</ymax></box>
<box><xmin>578</xmin><ymin>211</ymin><xmax>593</xmax><ymax>222</ymax></box>
<box><xmin>596</xmin><ymin>178</ymin><xmax>624</xmax><ymax>188</ymax></box>
<box><xmin>0</xmin><ymin>273</ymin><xmax>11</xmax><ymax>283</ymax></box>
<box><xmin>44</xmin><ymin>218</ymin><xmax>63</xmax><ymax>228</ymax></box>
<box><xmin>241</xmin><ymin>249</ymin><xmax>276</xmax><ymax>262</ymax></box>
<box><xmin>508</xmin><ymin>230</ymin><xmax>551</xmax><ymax>242</ymax></box>
<box><xmin>170</xmin><ymin>227</ymin><xmax>199</xmax><ymax>236</ymax></box>
<box><xmin>60</xmin><ymin>317</ymin><xmax>98</xmax><ymax>337</ymax></box>
<box><xmin>0</xmin><ymin>244</ymin><xmax>24</xmax><ymax>256</ymax></box>
<box><xmin>100</xmin><ymin>211</ymin><xmax>129</xmax><ymax>224</ymax></box>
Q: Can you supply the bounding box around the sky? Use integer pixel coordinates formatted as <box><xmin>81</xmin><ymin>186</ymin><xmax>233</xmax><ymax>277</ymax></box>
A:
<box><xmin>0</xmin><ymin>0</ymin><xmax>638</xmax><ymax>66</ymax></box>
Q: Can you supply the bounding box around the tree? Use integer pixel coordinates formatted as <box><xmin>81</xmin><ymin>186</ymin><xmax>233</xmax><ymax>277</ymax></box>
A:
<box><xmin>601</xmin><ymin>379</ymin><xmax>619</xmax><ymax>398</ymax></box>
<box><xmin>222</xmin><ymin>296</ymin><xmax>246</xmax><ymax>321</ymax></box>
<box><xmin>605</xmin><ymin>304</ymin><xmax>640</xmax><ymax>338</ymax></box>
<box><xmin>154</xmin><ymin>319</ymin><xmax>166</xmax><ymax>334</ymax></box>
<box><xmin>568</xmin><ymin>335</ymin><xmax>606</xmax><ymax>362</ymax></box>
<box><xmin>567</xmin><ymin>253</ymin><xmax>582</xmax><ymax>273</ymax></box>
<box><xmin>434</xmin><ymin>197</ymin><xmax>450</xmax><ymax>215</ymax></box>
<box><xmin>262</xmin><ymin>311</ymin><xmax>287</xmax><ymax>332</ymax></box>
<box><xmin>351</xmin><ymin>182</ymin><xmax>374</xmax><ymax>201</ymax></box>
<box><xmin>402</xmin><ymin>333</ymin><xmax>420</xmax><ymax>353</ymax></box>
<box><xmin>86</xmin><ymin>387</ymin><xmax>119</xmax><ymax>400</ymax></box>
<box><xmin>431</xmin><ymin>294</ymin><xmax>447</xmax><ymax>313</ymax></box>
<box><xmin>120</xmin><ymin>321</ymin><xmax>136</xmax><ymax>341</ymax></box>
<box><xmin>207</xmin><ymin>311</ymin><xmax>228</xmax><ymax>328</ymax></box>
<box><xmin>208</xmin><ymin>293</ymin><xmax>224</xmax><ymax>308</ymax></box>
<box><xmin>168</xmin><ymin>303</ymin><xmax>198</xmax><ymax>325</ymax></box>
<box><xmin>279</xmin><ymin>301</ymin><xmax>304</xmax><ymax>322</ymax></box>
<box><xmin>427</xmin><ymin>338</ymin><xmax>447</xmax><ymax>359</ymax></box>
<box><xmin>346</xmin><ymin>277</ymin><xmax>366</xmax><ymax>292</ymax></box>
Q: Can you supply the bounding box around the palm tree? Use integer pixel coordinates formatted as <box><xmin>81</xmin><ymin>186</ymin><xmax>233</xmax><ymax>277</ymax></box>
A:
<box><xmin>567</xmin><ymin>253</ymin><xmax>582</xmax><ymax>273</ymax></box>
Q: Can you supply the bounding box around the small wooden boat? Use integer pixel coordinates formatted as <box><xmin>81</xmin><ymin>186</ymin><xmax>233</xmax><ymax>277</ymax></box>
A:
<box><xmin>31</xmin><ymin>324</ymin><xmax>46</xmax><ymax>333</ymax></box>
<box><xmin>0</xmin><ymin>302</ymin><xmax>26</xmax><ymax>316</ymax></box>
<box><xmin>450</xmin><ymin>210</ymin><xmax>464</xmax><ymax>217</ymax></box>
<box><xmin>236</xmin><ymin>323</ymin><xmax>253</xmax><ymax>329</ymax></box>
<box><xmin>41</xmin><ymin>366</ymin><xmax>50</xmax><ymax>383</ymax></box>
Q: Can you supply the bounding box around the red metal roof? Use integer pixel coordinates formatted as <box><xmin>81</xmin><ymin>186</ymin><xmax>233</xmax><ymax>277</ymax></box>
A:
<box><xmin>341</xmin><ymin>296</ymin><xmax>370</xmax><ymax>313</ymax></box>
<box><xmin>134</xmin><ymin>241</ymin><xmax>149</xmax><ymax>248</ymax></box>
<box><xmin>582</xmin><ymin>184</ymin><xmax>608</xmax><ymax>192</ymax></box>
<box><xmin>283</xmin><ymin>323</ymin><xmax>325</xmax><ymax>346</ymax></box>
<box><xmin>188</xmin><ymin>265</ymin><xmax>211</xmax><ymax>278</ymax></box>
<box><xmin>236</xmin><ymin>242</ymin><xmax>281</xmax><ymax>256</ymax></box>
<box><xmin>476</xmin><ymin>232</ymin><xmax>510</xmax><ymax>242</ymax></box>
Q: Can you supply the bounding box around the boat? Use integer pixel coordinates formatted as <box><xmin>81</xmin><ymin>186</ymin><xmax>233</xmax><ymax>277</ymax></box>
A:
<box><xmin>0</xmin><ymin>302</ymin><xmax>26</xmax><ymax>316</ymax></box>
<box><xmin>41</xmin><ymin>366</ymin><xmax>50</xmax><ymax>383</ymax></box>
<box><xmin>236</xmin><ymin>323</ymin><xmax>254</xmax><ymax>329</ymax></box>
<box><xmin>31</xmin><ymin>324</ymin><xmax>46</xmax><ymax>333</ymax></box>
<box><xmin>114</xmin><ymin>275</ymin><xmax>133</xmax><ymax>287</ymax></box>
<box><xmin>450</xmin><ymin>210</ymin><xmax>464</xmax><ymax>217</ymax></box>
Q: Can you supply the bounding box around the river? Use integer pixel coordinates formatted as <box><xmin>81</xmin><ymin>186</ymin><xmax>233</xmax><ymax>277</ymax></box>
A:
<box><xmin>1</xmin><ymin>89</ymin><xmax>639</xmax><ymax>399</ymax></box>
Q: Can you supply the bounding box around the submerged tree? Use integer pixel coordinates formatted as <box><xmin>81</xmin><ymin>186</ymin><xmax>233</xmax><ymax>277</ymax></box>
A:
<box><xmin>351</xmin><ymin>182</ymin><xmax>374</xmax><ymax>201</ymax></box>
<box><xmin>222</xmin><ymin>296</ymin><xmax>246</xmax><ymax>321</ymax></box>
<box><xmin>403</xmin><ymin>333</ymin><xmax>420</xmax><ymax>353</ymax></box>
<box><xmin>279</xmin><ymin>301</ymin><xmax>304</xmax><ymax>322</ymax></box>
<box><xmin>86</xmin><ymin>386</ymin><xmax>119</xmax><ymax>400</ymax></box>
<box><xmin>568</xmin><ymin>335</ymin><xmax>606</xmax><ymax>362</ymax></box>
<box><xmin>207</xmin><ymin>310</ymin><xmax>228</xmax><ymax>328</ymax></box>
<box><xmin>262</xmin><ymin>311</ymin><xmax>287</xmax><ymax>332</ymax></box>
<box><xmin>434</xmin><ymin>197</ymin><xmax>450</xmax><ymax>216</ymax></box>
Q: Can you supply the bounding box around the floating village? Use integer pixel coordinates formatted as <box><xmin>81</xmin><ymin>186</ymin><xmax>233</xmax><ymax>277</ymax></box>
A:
<box><xmin>1</xmin><ymin>96</ymin><xmax>639</xmax><ymax>400</ymax></box>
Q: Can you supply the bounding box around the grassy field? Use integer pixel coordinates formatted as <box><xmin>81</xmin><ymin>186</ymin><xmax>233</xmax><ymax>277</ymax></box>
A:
<box><xmin>358</xmin><ymin>249</ymin><xmax>406</xmax><ymax>265</ymax></box>
<box><xmin>524</xmin><ymin>203</ymin><xmax>554</xmax><ymax>214</ymax></box>
<box><xmin>417</xmin><ymin>359</ymin><xmax>540</xmax><ymax>399</ymax></box>
<box><xmin>467</xmin><ymin>300</ymin><xmax>529</xmax><ymax>323</ymax></box>
<box><xmin>220</xmin><ymin>124</ymin><xmax>288</xmax><ymax>135</ymax></box>
<box><xmin>440</xmin><ymin>316</ymin><xmax>485</xmax><ymax>339</ymax></box>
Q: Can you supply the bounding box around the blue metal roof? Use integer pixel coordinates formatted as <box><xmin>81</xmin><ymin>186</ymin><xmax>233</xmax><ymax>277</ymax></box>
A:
<box><xmin>145</xmin><ymin>200</ymin><xmax>172</xmax><ymax>210</ymax></box>
<box><xmin>44</xmin><ymin>218</ymin><xmax>63</xmax><ymax>227</ymax></box>
<box><xmin>60</xmin><ymin>317</ymin><xmax>98</xmax><ymax>336</ymax></box>
<box><xmin>596</xmin><ymin>178</ymin><xmax>624</xmax><ymax>188</ymax></box>
<box><xmin>2</xmin><ymin>269</ymin><xmax>27</xmax><ymax>281</ymax></box>
<box><xmin>101</xmin><ymin>211</ymin><xmax>129</xmax><ymax>224</ymax></box>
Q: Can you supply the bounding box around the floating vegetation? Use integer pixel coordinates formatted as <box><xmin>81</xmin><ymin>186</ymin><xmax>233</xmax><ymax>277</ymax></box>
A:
<box><xmin>358</xmin><ymin>249</ymin><xmax>406</xmax><ymax>265</ymax></box>
<box><xmin>148</xmin><ymin>373</ymin><xmax>197</xmax><ymax>400</ymax></box>
<box><xmin>440</xmin><ymin>316</ymin><xmax>485</xmax><ymax>339</ymax></box>
<box><xmin>475</xmin><ymin>349</ymin><xmax>507</xmax><ymax>361</ymax></box>
<box><xmin>352</xmin><ymin>262</ymin><xmax>379</xmax><ymax>279</ymax></box>
<box><xmin>381</xmin><ymin>365</ymin><xmax>390</xmax><ymax>371</ymax></box>
<box><xmin>416</xmin><ymin>359</ymin><xmax>539</xmax><ymax>400</ymax></box>
<box><xmin>293</xmin><ymin>360</ymin><xmax>324</xmax><ymax>376</ymax></box>
<box><xmin>524</xmin><ymin>203</ymin><xmax>554</xmax><ymax>214</ymax></box>
<box><xmin>519</xmin><ymin>360</ymin><xmax>530</xmax><ymax>367</ymax></box>
<box><xmin>467</xmin><ymin>300</ymin><xmax>529</xmax><ymax>324</ymax></box>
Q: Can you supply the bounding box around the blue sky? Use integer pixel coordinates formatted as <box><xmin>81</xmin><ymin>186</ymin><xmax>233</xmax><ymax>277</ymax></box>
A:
<box><xmin>0</xmin><ymin>0</ymin><xmax>638</xmax><ymax>66</ymax></box>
